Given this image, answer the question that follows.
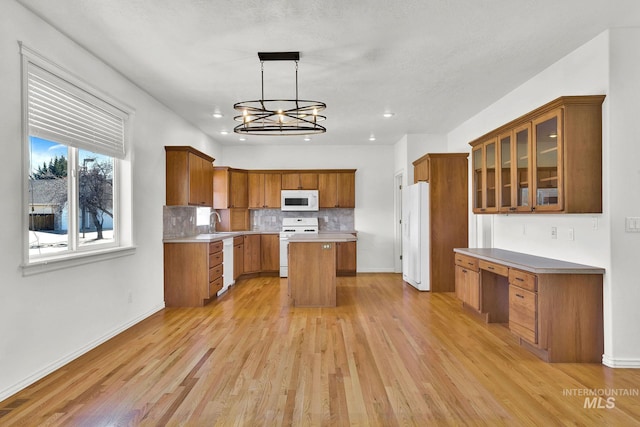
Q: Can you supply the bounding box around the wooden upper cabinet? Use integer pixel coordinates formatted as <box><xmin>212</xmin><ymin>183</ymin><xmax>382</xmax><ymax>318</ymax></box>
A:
<box><xmin>248</xmin><ymin>172</ymin><xmax>281</xmax><ymax>209</ymax></box>
<box><xmin>470</xmin><ymin>95</ymin><xmax>604</xmax><ymax>214</ymax></box>
<box><xmin>282</xmin><ymin>172</ymin><xmax>318</xmax><ymax>190</ymax></box>
<box><xmin>532</xmin><ymin>110</ymin><xmax>563</xmax><ymax>212</ymax></box>
<box><xmin>497</xmin><ymin>123</ymin><xmax>532</xmax><ymax>213</ymax></box>
<box><xmin>213</xmin><ymin>167</ymin><xmax>248</xmax><ymax>209</ymax></box>
<box><xmin>319</xmin><ymin>171</ymin><xmax>356</xmax><ymax>208</ymax></box>
<box><xmin>165</xmin><ymin>146</ymin><xmax>214</xmax><ymax>207</ymax></box>
<box><xmin>472</xmin><ymin>138</ymin><xmax>498</xmax><ymax>214</ymax></box>
<box><xmin>412</xmin><ymin>155</ymin><xmax>430</xmax><ymax>183</ymax></box>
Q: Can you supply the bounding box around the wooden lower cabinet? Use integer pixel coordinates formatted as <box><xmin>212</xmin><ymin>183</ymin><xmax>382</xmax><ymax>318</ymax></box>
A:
<box><xmin>288</xmin><ymin>242</ymin><xmax>336</xmax><ymax>307</ymax></box>
<box><xmin>454</xmin><ymin>253</ymin><xmax>480</xmax><ymax>311</ymax></box>
<box><xmin>509</xmin><ymin>284</ymin><xmax>537</xmax><ymax>344</ymax></box>
<box><xmin>164</xmin><ymin>240</ymin><xmax>223</xmax><ymax>307</ymax></box>
<box><xmin>336</xmin><ymin>240</ymin><xmax>357</xmax><ymax>276</ymax></box>
<box><xmin>260</xmin><ymin>234</ymin><xmax>280</xmax><ymax>273</ymax></box>
<box><xmin>243</xmin><ymin>234</ymin><xmax>261</xmax><ymax>274</ymax></box>
<box><xmin>233</xmin><ymin>236</ymin><xmax>244</xmax><ymax>280</ymax></box>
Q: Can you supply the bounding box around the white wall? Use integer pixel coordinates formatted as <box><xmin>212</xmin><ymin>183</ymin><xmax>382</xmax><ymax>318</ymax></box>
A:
<box><xmin>222</xmin><ymin>144</ymin><xmax>396</xmax><ymax>273</ymax></box>
<box><xmin>605</xmin><ymin>28</ymin><xmax>640</xmax><ymax>366</ymax></box>
<box><xmin>0</xmin><ymin>1</ymin><xmax>223</xmax><ymax>400</ymax></box>
<box><xmin>446</xmin><ymin>30</ymin><xmax>640</xmax><ymax>366</ymax></box>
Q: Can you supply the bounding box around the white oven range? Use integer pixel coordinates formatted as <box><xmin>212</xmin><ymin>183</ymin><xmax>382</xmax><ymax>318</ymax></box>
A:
<box><xmin>279</xmin><ymin>217</ymin><xmax>319</xmax><ymax>277</ymax></box>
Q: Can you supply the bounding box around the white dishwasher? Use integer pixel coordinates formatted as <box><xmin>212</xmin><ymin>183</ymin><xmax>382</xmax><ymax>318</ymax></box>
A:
<box><xmin>219</xmin><ymin>237</ymin><xmax>234</xmax><ymax>295</ymax></box>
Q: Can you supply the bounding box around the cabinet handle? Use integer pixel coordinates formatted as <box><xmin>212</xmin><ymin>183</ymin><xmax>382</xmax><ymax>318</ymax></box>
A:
<box><xmin>462</xmin><ymin>269</ymin><xmax>468</xmax><ymax>273</ymax></box>
<box><xmin>515</xmin><ymin>293</ymin><xmax>524</xmax><ymax>299</ymax></box>
<box><xmin>468</xmin><ymin>262</ymin><xmax>474</xmax><ymax>266</ymax></box>
<box><xmin>509</xmin><ymin>207</ymin><xmax>516</xmax><ymax>211</ymax></box>
<box><xmin>516</xmin><ymin>277</ymin><xmax>524</xmax><ymax>282</ymax></box>
<box><xmin>487</xmin><ymin>266</ymin><xmax>495</xmax><ymax>270</ymax></box>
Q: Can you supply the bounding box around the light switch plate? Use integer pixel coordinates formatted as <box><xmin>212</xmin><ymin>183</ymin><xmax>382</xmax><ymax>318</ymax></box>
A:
<box><xmin>625</xmin><ymin>217</ymin><xmax>640</xmax><ymax>232</ymax></box>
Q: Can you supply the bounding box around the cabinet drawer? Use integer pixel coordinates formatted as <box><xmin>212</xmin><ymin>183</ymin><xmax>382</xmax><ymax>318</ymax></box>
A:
<box><xmin>209</xmin><ymin>276</ymin><xmax>223</xmax><ymax>296</ymax></box>
<box><xmin>509</xmin><ymin>285</ymin><xmax>537</xmax><ymax>343</ymax></box>
<box><xmin>209</xmin><ymin>264</ymin><xmax>223</xmax><ymax>282</ymax></box>
<box><xmin>209</xmin><ymin>241</ymin><xmax>223</xmax><ymax>253</ymax></box>
<box><xmin>454</xmin><ymin>253</ymin><xmax>479</xmax><ymax>271</ymax></box>
<box><xmin>509</xmin><ymin>269</ymin><xmax>537</xmax><ymax>292</ymax></box>
<box><xmin>233</xmin><ymin>236</ymin><xmax>244</xmax><ymax>246</ymax></box>
<box><xmin>479</xmin><ymin>260</ymin><xmax>508</xmax><ymax>277</ymax></box>
<box><xmin>209</xmin><ymin>251</ymin><xmax>223</xmax><ymax>267</ymax></box>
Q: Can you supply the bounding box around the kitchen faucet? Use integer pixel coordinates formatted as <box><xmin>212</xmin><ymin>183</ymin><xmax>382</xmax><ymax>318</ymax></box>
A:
<box><xmin>210</xmin><ymin>210</ymin><xmax>222</xmax><ymax>233</ymax></box>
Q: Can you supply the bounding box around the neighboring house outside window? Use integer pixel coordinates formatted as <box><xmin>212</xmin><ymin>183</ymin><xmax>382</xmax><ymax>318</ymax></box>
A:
<box><xmin>21</xmin><ymin>44</ymin><xmax>134</xmax><ymax>274</ymax></box>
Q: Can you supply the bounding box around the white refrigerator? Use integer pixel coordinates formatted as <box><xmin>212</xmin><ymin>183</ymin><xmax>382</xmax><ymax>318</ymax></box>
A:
<box><xmin>402</xmin><ymin>182</ymin><xmax>430</xmax><ymax>291</ymax></box>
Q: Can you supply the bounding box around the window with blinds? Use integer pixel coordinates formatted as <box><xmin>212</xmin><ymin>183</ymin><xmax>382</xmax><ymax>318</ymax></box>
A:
<box><xmin>26</xmin><ymin>61</ymin><xmax>127</xmax><ymax>159</ymax></box>
<box><xmin>21</xmin><ymin>44</ymin><xmax>134</xmax><ymax>271</ymax></box>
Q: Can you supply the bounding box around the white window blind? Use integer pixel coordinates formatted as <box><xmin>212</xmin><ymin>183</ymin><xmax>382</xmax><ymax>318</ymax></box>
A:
<box><xmin>26</xmin><ymin>61</ymin><xmax>128</xmax><ymax>159</ymax></box>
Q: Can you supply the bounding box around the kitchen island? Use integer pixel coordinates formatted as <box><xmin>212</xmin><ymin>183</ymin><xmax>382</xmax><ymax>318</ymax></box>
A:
<box><xmin>287</xmin><ymin>233</ymin><xmax>357</xmax><ymax>307</ymax></box>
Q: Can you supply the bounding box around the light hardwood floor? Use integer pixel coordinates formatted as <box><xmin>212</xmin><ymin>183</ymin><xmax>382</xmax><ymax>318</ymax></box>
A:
<box><xmin>2</xmin><ymin>274</ymin><xmax>639</xmax><ymax>426</ymax></box>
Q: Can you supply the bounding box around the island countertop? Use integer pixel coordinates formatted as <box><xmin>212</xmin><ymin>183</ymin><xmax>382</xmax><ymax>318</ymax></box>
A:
<box><xmin>286</xmin><ymin>233</ymin><xmax>357</xmax><ymax>243</ymax></box>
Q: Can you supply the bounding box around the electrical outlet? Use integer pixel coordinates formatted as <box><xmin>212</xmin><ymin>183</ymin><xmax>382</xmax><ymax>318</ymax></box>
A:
<box><xmin>568</xmin><ymin>228</ymin><xmax>575</xmax><ymax>241</ymax></box>
<box><xmin>551</xmin><ymin>226</ymin><xmax>557</xmax><ymax>239</ymax></box>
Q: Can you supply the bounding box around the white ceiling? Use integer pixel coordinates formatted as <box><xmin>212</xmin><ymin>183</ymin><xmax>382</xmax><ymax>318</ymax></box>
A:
<box><xmin>16</xmin><ymin>0</ymin><xmax>640</xmax><ymax>146</ymax></box>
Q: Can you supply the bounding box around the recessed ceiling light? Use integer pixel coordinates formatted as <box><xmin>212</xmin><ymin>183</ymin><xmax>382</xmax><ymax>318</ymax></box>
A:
<box><xmin>212</xmin><ymin>112</ymin><xmax>223</xmax><ymax>119</ymax></box>
<box><xmin>383</xmin><ymin>112</ymin><xmax>395</xmax><ymax>118</ymax></box>
<box><xmin>369</xmin><ymin>135</ymin><xmax>376</xmax><ymax>142</ymax></box>
<box><xmin>239</xmin><ymin>136</ymin><xmax>247</xmax><ymax>141</ymax></box>
<box><xmin>303</xmin><ymin>136</ymin><xmax>311</xmax><ymax>142</ymax></box>
<box><xmin>220</xmin><ymin>130</ymin><xmax>229</xmax><ymax>135</ymax></box>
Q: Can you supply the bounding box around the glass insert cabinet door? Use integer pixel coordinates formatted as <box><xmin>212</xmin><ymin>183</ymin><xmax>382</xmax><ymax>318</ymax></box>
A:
<box><xmin>472</xmin><ymin>145</ymin><xmax>483</xmax><ymax>211</ymax></box>
<box><xmin>498</xmin><ymin>133</ymin><xmax>512</xmax><ymax>211</ymax></box>
<box><xmin>472</xmin><ymin>138</ymin><xmax>498</xmax><ymax>213</ymax></box>
<box><xmin>532</xmin><ymin>109</ymin><xmax>563</xmax><ymax>211</ymax></box>
<box><xmin>515</xmin><ymin>123</ymin><xmax>532</xmax><ymax>210</ymax></box>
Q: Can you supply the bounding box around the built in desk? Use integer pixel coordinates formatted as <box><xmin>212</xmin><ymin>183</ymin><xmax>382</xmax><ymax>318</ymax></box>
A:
<box><xmin>453</xmin><ymin>248</ymin><xmax>605</xmax><ymax>363</ymax></box>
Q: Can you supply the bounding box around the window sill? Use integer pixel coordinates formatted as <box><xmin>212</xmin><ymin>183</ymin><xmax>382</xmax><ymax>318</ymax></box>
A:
<box><xmin>22</xmin><ymin>246</ymin><xmax>137</xmax><ymax>276</ymax></box>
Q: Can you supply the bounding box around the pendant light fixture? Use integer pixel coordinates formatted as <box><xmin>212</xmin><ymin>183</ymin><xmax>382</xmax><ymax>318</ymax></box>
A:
<box><xmin>233</xmin><ymin>52</ymin><xmax>326</xmax><ymax>136</ymax></box>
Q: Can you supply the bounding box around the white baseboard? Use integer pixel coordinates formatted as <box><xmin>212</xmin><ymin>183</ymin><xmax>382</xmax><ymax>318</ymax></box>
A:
<box><xmin>602</xmin><ymin>354</ymin><xmax>640</xmax><ymax>368</ymax></box>
<box><xmin>0</xmin><ymin>303</ymin><xmax>165</xmax><ymax>402</ymax></box>
<box><xmin>356</xmin><ymin>268</ymin><xmax>397</xmax><ymax>273</ymax></box>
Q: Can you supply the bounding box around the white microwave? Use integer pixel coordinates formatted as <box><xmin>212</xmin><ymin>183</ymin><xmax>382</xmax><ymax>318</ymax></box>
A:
<box><xmin>281</xmin><ymin>190</ymin><xmax>319</xmax><ymax>211</ymax></box>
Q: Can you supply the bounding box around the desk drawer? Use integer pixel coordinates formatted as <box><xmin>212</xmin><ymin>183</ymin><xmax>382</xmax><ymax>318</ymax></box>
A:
<box><xmin>455</xmin><ymin>253</ymin><xmax>479</xmax><ymax>272</ymax></box>
<box><xmin>509</xmin><ymin>285</ymin><xmax>537</xmax><ymax>344</ymax></box>
<box><xmin>479</xmin><ymin>260</ymin><xmax>508</xmax><ymax>276</ymax></box>
<box><xmin>509</xmin><ymin>269</ymin><xmax>537</xmax><ymax>292</ymax></box>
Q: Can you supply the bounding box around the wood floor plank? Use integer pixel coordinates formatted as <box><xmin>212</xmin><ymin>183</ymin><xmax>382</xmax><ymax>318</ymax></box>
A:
<box><xmin>1</xmin><ymin>273</ymin><xmax>639</xmax><ymax>426</ymax></box>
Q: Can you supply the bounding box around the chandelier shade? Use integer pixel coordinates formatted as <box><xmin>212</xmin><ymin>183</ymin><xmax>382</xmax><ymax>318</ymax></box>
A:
<box><xmin>233</xmin><ymin>52</ymin><xmax>326</xmax><ymax>136</ymax></box>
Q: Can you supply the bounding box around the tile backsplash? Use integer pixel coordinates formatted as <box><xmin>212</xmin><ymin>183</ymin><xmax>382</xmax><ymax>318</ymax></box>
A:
<box><xmin>250</xmin><ymin>209</ymin><xmax>354</xmax><ymax>232</ymax></box>
<box><xmin>164</xmin><ymin>206</ymin><xmax>355</xmax><ymax>238</ymax></box>
<box><xmin>163</xmin><ymin>206</ymin><xmax>210</xmax><ymax>238</ymax></box>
